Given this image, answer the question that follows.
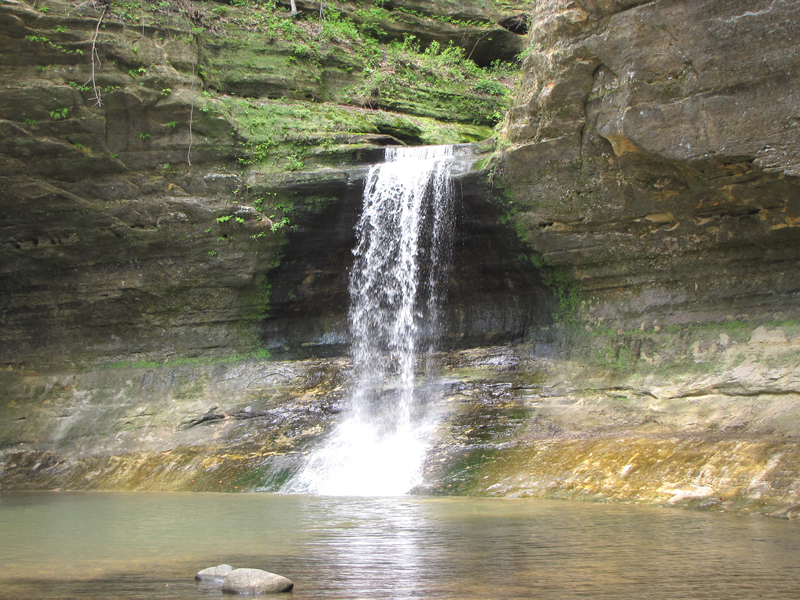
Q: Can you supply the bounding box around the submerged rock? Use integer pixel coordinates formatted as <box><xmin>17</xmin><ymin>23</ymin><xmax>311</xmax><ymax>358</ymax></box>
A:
<box><xmin>195</xmin><ymin>564</ymin><xmax>234</xmax><ymax>583</ymax></box>
<box><xmin>221</xmin><ymin>568</ymin><xmax>294</xmax><ymax>595</ymax></box>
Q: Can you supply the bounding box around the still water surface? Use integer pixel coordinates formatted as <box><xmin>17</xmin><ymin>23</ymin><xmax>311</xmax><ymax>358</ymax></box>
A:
<box><xmin>1</xmin><ymin>492</ymin><xmax>798</xmax><ymax>599</ymax></box>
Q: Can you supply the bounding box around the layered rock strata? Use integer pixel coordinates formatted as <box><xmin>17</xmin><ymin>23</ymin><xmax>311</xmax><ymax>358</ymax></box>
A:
<box><xmin>2</xmin><ymin>331</ymin><xmax>799</xmax><ymax>518</ymax></box>
<box><xmin>501</xmin><ymin>0</ymin><xmax>800</xmax><ymax>326</ymax></box>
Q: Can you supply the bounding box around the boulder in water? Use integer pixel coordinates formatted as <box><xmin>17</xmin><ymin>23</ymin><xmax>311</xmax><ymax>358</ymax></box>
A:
<box><xmin>221</xmin><ymin>568</ymin><xmax>294</xmax><ymax>594</ymax></box>
<box><xmin>195</xmin><ymin>564</ymin><xmax>234</xmax><ymax>583</ymax></box>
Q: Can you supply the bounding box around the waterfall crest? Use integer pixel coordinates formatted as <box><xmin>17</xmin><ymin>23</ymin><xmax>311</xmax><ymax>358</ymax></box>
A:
<box><xmin>283</xmin><ymin>145</ymin><xmax>455</xmax><ymax>496</ymax></box>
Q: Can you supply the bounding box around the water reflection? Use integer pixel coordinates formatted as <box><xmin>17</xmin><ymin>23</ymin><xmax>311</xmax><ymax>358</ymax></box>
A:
<box><xmin>300</xmin><ymin>498</ymin><xmax>429</xmax><ymax>598</ymax></box>
<box><xmin>1</xmin><ymin>493</ymin><xmax>799</xmax><ymax>599</ymax></box>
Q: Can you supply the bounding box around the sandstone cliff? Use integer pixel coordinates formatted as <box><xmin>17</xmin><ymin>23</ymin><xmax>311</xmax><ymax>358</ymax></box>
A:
<box><xmin>501</xmin><ymin>0</ymin><xmax>800</xmax><ymax>327</ymax></box>
<box><xmin>474</xmin><ymin>0</ymin><xmax>800</xmax><ymax>517</ymax></box>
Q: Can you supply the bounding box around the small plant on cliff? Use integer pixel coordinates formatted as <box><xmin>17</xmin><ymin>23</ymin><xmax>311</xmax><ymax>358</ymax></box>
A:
<box><xmin>285</xmin><ymin>152</ymin><xmax>305</xmax><ymax>171</ymax></box>
<box><xmin>269</xmin><ymin>216</ymin><xmax>291</xmax><ymax>232</ymax></box>
<box><xmin>25</xmin><ymin>35</ymin><xmax>83</xmax><ymax>55</ymax></box>
<box><xmin>50</xmin><ymin>107</ymin><xmax>69</xmax><ymax>120</ymax></box>
<box><xmin>549</xmin><ymin>270</ymin><xmax>580</xmax><ymax>324</ymax></box>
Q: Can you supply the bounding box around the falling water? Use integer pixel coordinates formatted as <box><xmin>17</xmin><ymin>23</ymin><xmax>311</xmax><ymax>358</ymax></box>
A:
<box><xmin>284</xmin><ymin>145</ymin><xmax>456</xmax><ymax>496</ymax></box>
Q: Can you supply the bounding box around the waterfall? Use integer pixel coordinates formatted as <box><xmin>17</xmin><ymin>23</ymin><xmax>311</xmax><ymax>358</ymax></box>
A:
<box><xmin>283</xmin><ymin>145</ymin><xmax>456</xmax><ymax>496</ymax></box>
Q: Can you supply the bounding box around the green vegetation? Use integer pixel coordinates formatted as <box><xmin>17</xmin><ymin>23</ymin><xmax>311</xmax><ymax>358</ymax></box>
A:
<box><xmin>25</xmin><ymin>0</ymin><xmax>517</xmax><ymax>175</ymax></box>
<box><xmin>49</xmin><ymin>107</ymin><xmax>69</xmax><ymax>120</ymax></box>
<box><xmin>269</xmin><ymin>216</ymin><xmax>291</xmax><ymax>232</ymax></box>
<box><xmin>392</xmin><ymin>5</ymin><xmax>489</xmax><ymax>29</ymax></box>
<box><xmin>547</xmin><ymin>268</ymin><xmax>580</xmax><ymax>324</ymax></box>
<box><xmin>25</xmin><ymin>34</ymin><xmax>83</xmax><ymax>56</ymax></box>
<box><xmin>68</xmin><ymin>81</ymin><xmax>91</xmax><ymax>92</ymax></box>
<box><xmin>196</xmin><ymin>2</ymin><xmax>518</xmax><ymax>126</ymax></box>
<box><xmin>229</xmin><ymin>97</ymin><xmax>492</xmax><ymax>169</ymax></box>
<box><xmin>341</xmin><ymin>36</ymin><xmax>516</xmax><ymax>124</ymax></box>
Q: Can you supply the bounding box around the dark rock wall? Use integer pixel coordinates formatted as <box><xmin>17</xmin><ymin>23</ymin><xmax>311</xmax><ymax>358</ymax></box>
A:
<box><xmin>501</xmin><ymin>0</ymin><xmax>800</xmax><ymax>328</ymax></box>
<box><xmin>261</xmin><ymin>167</ymin><xmax>553</xmax><ymax>357</ymax></box>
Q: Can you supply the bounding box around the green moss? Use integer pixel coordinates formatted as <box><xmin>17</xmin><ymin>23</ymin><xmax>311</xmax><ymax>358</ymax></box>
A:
<box><xmin>546</xmin><ymin>269</ymin><xmax>579</xmax><ymax>324</ymax></box>
<box><xmin>99</xmin><ymin>349</ymin><xmax>271</xmax><ymax>370</ymax></box>
<box><xmin>431</xmin><ymin>448</ymin><xmax>504</xmax><ymax>495</ymax></box>
<box><xmin>228</xmin><ymin>96</ymin><xmax>492</xmax><ymax>169</ymax></box>
<box><xmin>593</xmin><ymin>345</ymin><xmax>637</xmax><ymax>372</ymax></box>
<box><xmin>568</xmin><ymin>316</ymin><xmax>800</xmax><ymax>376</ymax></box>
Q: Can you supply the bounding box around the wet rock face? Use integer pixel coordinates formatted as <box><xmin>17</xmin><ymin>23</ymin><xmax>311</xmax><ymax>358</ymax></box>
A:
<box><xmin>2</xmin><ymin>331</ymin><xmax>798</xmax><ymax>517</ymax></box>
<box><xmin>502</xmin><ymin>0</ymin><xmax>800</xmax><ymax>327</ymax></box>
<box><xmin>0</xmin><ymin>357</ymin><xmax>351</xmax><ymax>492</ymax></box>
